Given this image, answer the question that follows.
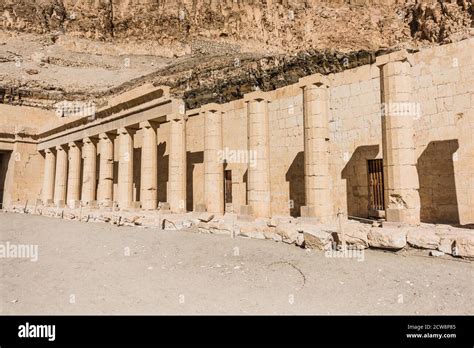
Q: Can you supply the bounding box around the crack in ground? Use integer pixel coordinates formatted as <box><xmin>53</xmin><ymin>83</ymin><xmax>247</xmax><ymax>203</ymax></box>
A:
<box><xmin>268</xmin><ymin>260</ymin><xmax>306</xmax><ymax>291</ymax></box>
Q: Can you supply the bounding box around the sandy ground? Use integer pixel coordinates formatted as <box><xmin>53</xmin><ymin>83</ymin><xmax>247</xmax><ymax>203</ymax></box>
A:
<box><xmin>0</xmin><ymin>212</ymin><xmax>472</xmax><ymax>315</ymax></box>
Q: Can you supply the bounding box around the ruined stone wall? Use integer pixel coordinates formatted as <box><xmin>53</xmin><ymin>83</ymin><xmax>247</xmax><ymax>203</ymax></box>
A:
<box><xmin>221</xmin><ymin>100</ymin><xmax>247</xmax><ymax>213</ymax></box>
<box><xmin>157</xmin><ymin>122</ymin><xmax>171</xmax><ymax>206</ymax></box>
<box><xmin>179</xmin><ymin>38</ymin><xmax>472</xmax><ymax>224</ymax></box>
<box><xmin>0</xmin><ymin>105</ymin><xmax>58</xmax><ymax>208</ymax></box>
<box><xmin>185</xmin><ymin>112</ymin><xmax>205</xmax><ymax>211</ymax></box>
<box><xmin>2</xmin><ymin>141</ymin><xmax>44</xmax><ymax>207</ymax></box>
<box><xmin>328</xmin><ymin>64</ymin><xmax>383</xmax><ymax>219</ymax></box>
<box><xmin>0</xmin><ymin>38</ymin><xmax>472</xmax><ymax>224</ymax></box>
<box><xmin>0</xmin><ymin>104</ymin><xmax>58</xmax><ymax>130</ymax></box>
<box><xmin>411</xmin><ymin>39</ymin><xmax>474</xmax><ymax>225</ymax></box>
<box><xmin>267</xmin><ymin>85</ymin><xmax>305</xmax><ymax>217</ymax></box>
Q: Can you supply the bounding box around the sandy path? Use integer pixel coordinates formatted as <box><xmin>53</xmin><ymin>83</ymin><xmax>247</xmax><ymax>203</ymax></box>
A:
<box><xmin>0</xmin><ymin>213</ymin><xmax>472</xmax><ymax>315</ymax></box>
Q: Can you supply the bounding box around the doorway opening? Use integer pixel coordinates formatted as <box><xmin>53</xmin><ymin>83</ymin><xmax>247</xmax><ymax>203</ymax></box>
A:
<box><xmin>224</xmin><ymin>170</ymin><xmax>232</xmax><ymax>213</ymax></box>
<box><xmin>367</xmin><ymin>159</ymin><xmax>385</xmax><ymax>218</ymax></box>
<box><xmin>0</xmin><ymin>151</ymin><xmax>11</xmax><ymax>210</ymax></box>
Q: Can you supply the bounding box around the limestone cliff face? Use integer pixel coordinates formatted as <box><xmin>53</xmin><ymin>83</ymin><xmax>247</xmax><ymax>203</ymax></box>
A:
<box><xmin>0</xmin><ymin>0</ymin><xmax>472</xmax><ymax>108</ymax></box>
<box><xmin>1</xmin><ymin>0</ymin><xmax>472</xmax><ymax>53</ymax></box>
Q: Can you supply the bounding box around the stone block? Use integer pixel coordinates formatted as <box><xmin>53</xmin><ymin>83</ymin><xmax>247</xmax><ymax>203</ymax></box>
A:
<box><xmin>300</xmin><ymin>205</ymin><xmax>316</xmax><ymax>218</ymax></box>
<box><xmin>240</xmin><ymin>205</ymin><xmax>253</xmax><ymax>216</ymax></box>
<box><xmin>275</xmin><ymin>223</ymin><xmax>300</xmax><ymax>244</ymax></box>
<box><xmin>68</xmin><ymin>200</ymin><xmax>81</xmax><ymax>209</ymax></box>
<box><xmin>453</xmin><ymin>236</ymin><xmax>474</xmax><ymax>259</ymax></box>
<box><xmin>368</xmin><ymin>227</ymin><xmax>407</xmax><ymax>249</ymax></box>
<box><xmin>195</xmin><ymin>203</ymin><xmax>206</xmax><ymax>212</ymax></box>
<box><xmin>406</xmin><ymin>228</ymin><xmax>440</xmax><ymax>250</ymax></box>
<box><xmin>300</xmin><ymin>225</ymin><xmax>333</xmax><ymax>250</ymax></box>
<box><xmin>158</xmin><ymin>202</ymin><xmax>170</xmax><ymax>211</ymax></box>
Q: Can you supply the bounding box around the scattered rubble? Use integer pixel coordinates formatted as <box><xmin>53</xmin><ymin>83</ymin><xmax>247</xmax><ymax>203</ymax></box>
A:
<box><xmin>407</xmin><ymin>227</ymin><xmax>440</xmax><ymax>250</ymax></box>
<box><xmin>368</xmin><ymin>227</ymin><xmax>407</xmax><ymax>250</ymax></box>
<box><xmin>4</xmin><ymin>204</ymin><xmax>473</xmax><ymax>260</ymax></box>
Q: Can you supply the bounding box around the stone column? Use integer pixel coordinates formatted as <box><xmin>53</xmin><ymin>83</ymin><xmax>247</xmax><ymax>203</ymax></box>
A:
<box><xmin>67</xmin><ymin>141</ymin><xmax>81</xmax><ymax>208</ymax></box>
<box><xmin>140</xmin><ymin>121</ymin><xmax>158</xmax><ymax>210</ymax></box>
<box><xmin>299</xmin><ymin>75</ymin><xmax>332</xmax><ymax>222</ymax></box>
<box><xmin>53</xmin><ymin>145</ymin><xmax>68</xmax><ymax>206</ymax></box>
<box><xmin>97</xmin><ymin>132</ymin><xmax>115</xmax><ymax>206</ymax></box>
<box><xmin>378</xmin><ymin>51</ymin><xmax>420</xmax><ymax>224</ymax></box>
<box><xmin>42</xmin><ymin>148</ymin><xmax>56</xmax><ymax>205</ymax></box>
<box><xmin>81</xmin><ymin>137</ymin><xmax>97</xmax><ymax>205</ymax></box>
<box><xmin>117</xmin><ymin>127</ymin><xmax>135</xmax><ymax>209</ymax></box>
<box><xmin>244</xmin><ymin>92</ymin><xmax>271</xmax><ymax>218</ymax></box>
<box><xmin>204</xmin><ymin>105</ymin><xmax>224</xmax><ymax>214</ymax></box>
<box><xmin>168</xmin><ymin>116</ymin><xmax>187</xmax><ymax>213</ymax></box>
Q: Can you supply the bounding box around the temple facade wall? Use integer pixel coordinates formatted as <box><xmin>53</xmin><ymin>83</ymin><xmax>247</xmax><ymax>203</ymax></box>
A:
<box><xmin>0</xmin><ymin>38</ymin><xmax>472</xmax><ymax>225</ymax></box>
<box><xmin>410</xmin><ymin>39</ymin><xmax>474</xmax><ymax>225</ymax></box>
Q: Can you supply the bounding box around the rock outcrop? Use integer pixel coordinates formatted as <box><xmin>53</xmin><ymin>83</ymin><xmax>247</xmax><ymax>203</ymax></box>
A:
<box><xmin>0</xmin><ymin>0</ymin><xmax>472</xmax><ymax>108</ymax></box>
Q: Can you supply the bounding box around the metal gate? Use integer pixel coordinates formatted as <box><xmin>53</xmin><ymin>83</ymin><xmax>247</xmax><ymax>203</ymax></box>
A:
<box><xmin>368</xmin><ymin>159</ymin><xmax>385</xmax><ymax>214</ymax></box>
<box><xmin>224</xmin><ymin>170</ymin><xmax>232</xmax><ymax>212</ymax></box>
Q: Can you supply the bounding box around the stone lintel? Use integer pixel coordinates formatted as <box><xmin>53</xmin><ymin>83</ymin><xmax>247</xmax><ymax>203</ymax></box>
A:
<box><xmin>243</xmin><ymin>90</ymin><xmax>272</xmax><ymax>103</ymax></box>
<box><xmin>298</xmin><ymin>74</ymin><xmax>330</xmax><ymax>88</ymax></box>
<box><xmin>105</xmin><ymin>84</ymin><xmax>170</xmax><ymax>109</ymax></box>
<box><xmin>82</xmin><ymin>136</ymin><xmax>98</xmax><ymax>144</ymax></box>
<box><xmin>201</xmin><ymin>102</ymin><xmax>223</xmax><ymax>113</ymax></box>
<box><xmin>99</xmin><ymin>131</ymin><xmax>117</xmax><ymax>139</ymax></box>
<box><xmin>139</xmin><ymin>120</ymin><xmax>159</xmax><ymax>129</ymax></box>
<box><xmin>68</xmin><ymin>140</ymin><xmax>81</xmax><ymax>148</ymax></box>
<box><xmin>117</xmin><ymin>126</ymin><xmax>138</xmax><ymax>135</ymax></box>
<box><xmin>38</xmin><ymin>99</ymin><xmax>173</xmax><ymax>151</ymax></box>
<box><xmin>376</xmin><ymin>49</ymin><xmax>414</xmax><ymax>67</ymax></box>
<box><xmin>168</xmin><ymin>98</ymin><xmax>186</xmax><ymax>119</ymax></box>
<box><xmin>43</xmin><ymin>147</ymin><xmax>56</xmax><ymax>154</ymax></box>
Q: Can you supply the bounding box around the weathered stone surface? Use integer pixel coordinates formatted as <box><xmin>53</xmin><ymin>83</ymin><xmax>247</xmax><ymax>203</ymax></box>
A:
<box><xmin>339</xmin><ymin>223</ymin><xmax>370</xmax><ymax>249</ymax></box>
<box><xmin>271</xmin><ymin>233</ymin><xmax>283</xmax><ymax>243</ymax></box>
<box><xmin>407</xmin><ymin>228</ymin><xmax>440</xmax><ymax>250</ymax></box>
<box><xmin>367</xmin><ymin>227</ymin><xmax>407</xmax><ymax>249</ymax></box>
<box><xmin>157</xmin><ymin>202</ymin><xmax>170</xmax><ymax>211</ymax></box>
<box><xmin>299</xmin><ymin>225</ymin><xmax>333</xmax><ymax>250</ymax></box>
<box><xmin>197</xmin><ymin>213</ymin><xmax>214</xmax><ymax>223</ymax></box>
<box><xmin>296</xmin><ymin>233</ymin><xmax>305</xmax><ymax>247</ymax></box>
<box><xmin>453</xmin><ymin>237</ymin><xmax>474</xmax><ymax>259</ymax></box>
<box><xmin>162</xmin><ymin>218</ymin><xmax>182</xmax><ymax>230</ymax></box>
<box><xmin>438</xmin><ymin>238</ymin><xmax>455</xmax><ymax>255</ymax></box>
<box><xmin>275</xmin><ymin>223</ymin><xmax>300</xmax><ymax>244</ymax></box>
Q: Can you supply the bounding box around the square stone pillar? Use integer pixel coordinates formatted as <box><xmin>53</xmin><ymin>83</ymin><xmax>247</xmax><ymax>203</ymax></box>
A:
<box><xmin>97</xmin><ymin>132</ymin><xmax>115</xmax><ymax>206</ymax></box>
<box><xmin>117</xmin><ymin>127</ymin><xmax>135</xmax><ymax>209</ymax></box>
<box><xmin>42</xmin><ymin>148</ymin><xmax>56</xmax><ymax>204</ymax></box>
<box><xmin>299</xmin><ymin>74</ymin><xmax>332</xmax><ymax>223</ymax></box>
<box><xmin>168</xmin><ymin>115</ymin><xmax>187</xmax><ymax>213</ymax></box>
<box><xmin>377</xmin><ymin>51</ymin><xmax>420</xmax><ymax>224</ymax></box>
<box><xmin>203</xmin><ymin>104</ymin><xmax>224</xmax><ymax>215</ymax></box>
<box><xmin>81</xmin><ymin>137</ymin><xmax>97</xmax><ymax>205</ymax></box>
<box><xmin>67</xmin><ymin>141</ymin><xmax>81</xmax><ymax>208</ymax></box>
<box><xmin>53</xmin><ymin>145</ymin><xmax>68</xmax><ymax>206</ymax></box>
<box><xmin>244</xmin><ymin>92</ymin><xmax>272</xmax><ymax>218</ymax></box>
<box><xmin>140</xmin><ymin>121</ymin><xmax>158</xmax><ymax>210</ymax></box>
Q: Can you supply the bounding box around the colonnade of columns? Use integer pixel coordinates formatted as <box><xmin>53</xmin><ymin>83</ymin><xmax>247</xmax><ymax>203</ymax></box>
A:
<box><xmin>41</xmin><ymin>58</ymin><xmax>421</xmax><ymax>224</ymax></box>
<box><xmin>41</xmin><ymin>116</ymin><xmax>186</xmax><ymax>212</ymax></box>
